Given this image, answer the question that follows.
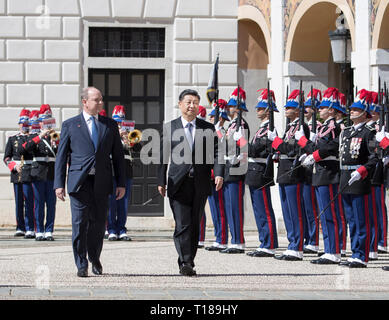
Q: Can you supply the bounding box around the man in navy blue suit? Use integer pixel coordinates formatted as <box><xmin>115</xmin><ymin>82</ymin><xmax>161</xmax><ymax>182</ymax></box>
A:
<box><xmin>54</xmin><ymin>87</ymin><xmax>125</xmax><ymax>277</ymax></box>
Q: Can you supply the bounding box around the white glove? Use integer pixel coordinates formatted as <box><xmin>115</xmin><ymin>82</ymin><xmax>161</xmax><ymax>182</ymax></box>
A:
<box><xmin>214</xmin><ymin>121</ymin><xmax>221</xmax><ymax>132</ymax></box>
<box><xmin>348</xmin><ymin>170</ymin><xmax>361</xmax><ymax>185</ymax></box>
<box><xmin>233</xmin><ymin>128</ymin><xmax>243</xmax><ymax>141</ymax></box>
<box><xmin>267</xmin><ymin>129</ymin><xmax>277</xmax><ymax>141</ymax></box>
<box><xmin>302</xmin><ymin>154</ymin><xmax>315</xmax><ymax>167</ymax></box>
<box><xmin>272</xmin><ymin>153</ymin><xmax>279</xmax><ymax>161</ymax></box>
<box><xmin>299</xmin><ymin>153</ymin><xmax>307</xmax><ymax>163</ymax></box>
<box><xmin>309</xmin><ymin>132</ymin><xmax>318</xmax><ymax>143</ymax></box>
<box><xmin>294</xmin><ymin>126</ymin><xmax>305</xmax><ymax>141</ymax></box>
<box><xmin>376</xmin><ymin>127</ymin><xmax>386</xmax><ymax>143</ymax></box>
<box><xmin>383</xmin><ymin>156</ymin><xmax>389</xmax><ymax>166</ymax></box>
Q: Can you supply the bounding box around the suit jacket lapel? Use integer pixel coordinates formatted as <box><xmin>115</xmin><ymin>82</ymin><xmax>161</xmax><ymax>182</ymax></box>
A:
<box><xmin>97</xmin><ymin>115</ymin><xmax>108</xmax><ymax>151</ymax></box>
<box><xmin>79</xmin><ymin>114</ymin><xmax>95</xmax><ymax>150</ymax></box>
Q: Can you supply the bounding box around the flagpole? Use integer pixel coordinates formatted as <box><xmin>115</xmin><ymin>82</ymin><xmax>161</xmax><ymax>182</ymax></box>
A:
<box><xmin>214</xmin><ymin>53</ymin><xmax>220</xmax><ymax>125</ymax></box>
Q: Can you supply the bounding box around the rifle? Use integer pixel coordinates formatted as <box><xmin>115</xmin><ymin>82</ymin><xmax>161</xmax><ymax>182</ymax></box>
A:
<box><xmin>235</xmin><ymin>85</ymin><xmax>243</xmax><ymax>160</ymax></box>
<box><xmin>372</xmin><ymin>78</ymin><xmax>384</xmax><ymax>185</ymax></box>
<box><xmin>385</xmin><ymin>82</ymin><xmax>389</xmax><ymax>133</ymax></box>
<box><xmin>263</xmin><ymin>81</ymin><xmax>274</xmax><ymax>179</ymax></box>
<box><xmin>285</xmin><ymin>85</ymin><xmax>290</xmax><ymax>127</ymax></box>
<box><xmin>310</xmin><ymin>85</ymin><xmax>317</xmax><ymax>134</ymax></box>
<box><xmin>213</xmin><ymin>63</ymin><xmax>220</xmax><ymax>125</ymax></box>
<box><xmin>289</xmin><ymin>81</ymin><xmax>304</xmax><ymax>179</ymax></box>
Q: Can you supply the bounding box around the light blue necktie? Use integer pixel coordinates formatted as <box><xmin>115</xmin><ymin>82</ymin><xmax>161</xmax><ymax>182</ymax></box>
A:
<box><xmin>186</xmin><ymin>122</ymin><xmax>194</xmax><ymax>150</ymax></box>
<box><xmin>90</xmin><ymin>115</ymin><xmax>99</xmax><ymax>150</ymax></box>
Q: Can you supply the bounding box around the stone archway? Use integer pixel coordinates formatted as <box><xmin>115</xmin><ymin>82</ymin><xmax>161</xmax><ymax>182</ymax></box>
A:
<box><xmin>284</xmin><ymin>0</ymin><xmax>355</xmax><ymax>95</ymax></box>
<box><xmin>371</xmin><ymin>0</ymin><xmax>389</xmax><ymax>89</ymax></box>
<box><xmin>237</xmin><ymin>5</ymin><xmax>270</xmax><ymax>131</ymax></box>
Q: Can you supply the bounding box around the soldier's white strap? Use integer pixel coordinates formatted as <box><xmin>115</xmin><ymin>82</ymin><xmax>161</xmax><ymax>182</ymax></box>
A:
<box><xmin>321</xmin><ymin>156</ymin><xmax>338</xmax><ymax>161</ymax></box>
<box><xmin>33</xmin><ymin>157</ymin><xmax>56</xmax><ymax>162</ymax></box>
<box><xmin>12</xmin><ymin>160</ymin><xmax>33</xmax><ymax>165</ymax></box>
<box><xmin>340</xmin><ymin>165</ymin><xmax>361</xmax><ymax>170</ymax></box>
<box><xmin>124</xmin><ymin>155</ymin><xmax>133</xmax><ymax>161</ymax></box>
<box><xmin>42</xmin><ymin>139</ymin><xmax>56</xmax><ymax>157</ymax></box>
<box><xmin>248</xmin><ymin>157</ymin><xmax>267</xmax><ymax>164</ymax></box>
<box><xmin>279</xmin><ymin>155</ymin><xmax>295</xmax><ymax>160</ymax></box>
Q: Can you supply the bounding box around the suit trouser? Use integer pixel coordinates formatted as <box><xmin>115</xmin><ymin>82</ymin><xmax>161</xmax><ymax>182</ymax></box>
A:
<box><xmin>69</xmin><ymin>175</ymin><xmax>109</xmax><ymax>270</ymax></box>
<box><xmin>108</xmin><ymin>178</ymin><xmax>132</xmax><ymax>235</ymax></box>
<box><xmin>315</xmin><ymin>184</ymin><xmax>342</xmax><ymax>254</ymax></box>
<box><xmin>169</xmin><ymin>176</ymin><xmax>207</xmax><ymax>268</ymax></box>
<box><xmin>32</xmin><ymin>180</ymin><xmax>56</xmax><ymax>233</ymax></box>
<box><xmin>279</xmin><ymin>183</ymin><xmax>304</xmax><ymax>252</ymax></box>
<box><xmin>301</xmin><ymin>183</ymin><xmax>320</xmax><ymax>248</ymax></box>
<box><xmin>223</xmin><ymin>181</ymin><xmax>245</xmax><ymax>245</ymax></box>
<box><xmin>13</xmin><ymin>182</ymin><xmax>35</xmax><ymax>232</ymax></box>
<box><xmin>207</xmin><ymin>185</ymin><xmax>228</xmax><ymax>245</ymax></box>
<box><xmin>342</xmin><ymin>193</ymin><xmax>370</xmax><ymax>263</ymax></box>
<box><xmin>369</xmin><ymin>186</ymin><xmax>388</xmax><ymax>250</ymax></box>
<box><xmin>249</xmin><ymin>186</ymin><xmax>278</xmax><ymax>250</ymax></box>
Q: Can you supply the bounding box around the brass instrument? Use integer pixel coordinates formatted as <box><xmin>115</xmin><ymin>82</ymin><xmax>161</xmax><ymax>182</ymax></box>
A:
<box><xmin>128</xmin><ymin>129</ymin><xmax>142</xmax><ymax>145</ymax></box>
<box><xmin>18</xmin><ymin>155</ymin><xmax>24</xmax><ymax>183</ymax></box>
<box><xmin>49</xmin><ymin>130</ymin><xmax>60</xmax><ymax>142</ymax></box>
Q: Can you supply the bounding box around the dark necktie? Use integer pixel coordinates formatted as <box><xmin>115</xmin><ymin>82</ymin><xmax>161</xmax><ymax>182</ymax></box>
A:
<box><xmin>186</xmin><ymin>122</ymin><xmax>194</xmax><ymax>150</ymax></box>
<box><xmin>90</xmin><ymin>116</ymin><xmax>99</xmax><ymax>150</ymax></box>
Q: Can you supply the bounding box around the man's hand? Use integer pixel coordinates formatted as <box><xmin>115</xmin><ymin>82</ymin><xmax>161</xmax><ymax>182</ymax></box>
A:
<box><xmin>55</xmin><ymin>188</ymin><xmax>66</xmax><ymax>201</ymax></box>
<box><xmin>215</xmin><ymin>176</ymin><xmax>223</xmax><ymax>191</ymax></box>
<box><xmin>299</xmin><ymin>153</ymin><xmax>307</xmax><ymax>163</ymax></box>
<box><xmin>40</xmin><ymin>128</ymin><xmax>51</xmax><ymax>139</ymax></box>
<box><xmin>267</xmin><ymin>129</ymin><xmax>277</xmax><ymax>141</ymax></box>
<box><xmin>309</xmin><ymin>132</ymin><xmax>318</xmax><ymax>143</ymax></box>
<box><xmin>295</xmin><ymin>126</ymin><xmax>305</xmax><ymax>141</ymax></box>
<box><xmin>376</xmin><ymin>127</ymin><xmax>386</xmax><ymax>143</ymax></box>
<box><xmin>15</xmin><ymin>164</ymin><xmax>22</xmax><ymax>173</ymax></box>
<box><xmin>383</xmin><ymin>156</ymin><xmax>389</xmax><ymax>167</ymax></box>
<box><xmin>302</xmin><ymin>154</ymin><xmax>315</xmax><ymax>167</ymax></box>
<box><xmin>115</xmin><ymin>187</ymin><xmax>126</xmax><ymax>200</ymax></box>
<box><xmin>158</xmin><ymin>185</ymin><xmax>166</xmax><ymax>197</ymax></box>
<box><xmin>233</xmin><ymin>128</ymin><xmax>243</xmax><ymax>141</ymax></box>
<box><xmin>214</xmin><ymin>121</ymin><xmax>221</xmax><ymax>131</ymax></box>
<box><xmin>348</xmin><ymin>171</ymin><xmax>361</xmax><ymax>186</ymax></box>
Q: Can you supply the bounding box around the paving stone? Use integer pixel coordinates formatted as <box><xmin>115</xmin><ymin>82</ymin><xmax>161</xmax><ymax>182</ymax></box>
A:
<box><xmin>12</xmin><ymin>288</ymin><xmax>50</xmax><ymax>297</ymax></box>
<box><xmin>50</xmin><ymin>288</ymin><xmax>91</xmax><ymax>297</ymax></box>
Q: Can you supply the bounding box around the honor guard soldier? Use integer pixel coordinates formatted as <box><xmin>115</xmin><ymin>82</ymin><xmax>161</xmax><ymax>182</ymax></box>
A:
<box><xmin>20</xmin><ymin>105</ymin><xmax>58</xmax><ymax>241</ymax></box>
<box><xmin>367</xmin><ymin>92</ymin><xmax>387</xmax><ymax>258</ymax></box>
<box><xmin>107</xmin><ymin>105</ymin><xmax>140</xmax><ymax>241</ymax></box>
<box><xmin>296</xmin><ymin>87</ymin><xmax>344</xmax><ymax>264</ymax></box>
<box><xmin>197</xmin><ymin>106</ymin><xmax>207</xmax><ymax>248</ymax></box>
<box><xmin>3</xmin><ymin>109</ymin><xmax>35</xmax><ymax>238</ymax></box>
<box><xmin>300</xmin><ymin>89</ymin><xmax>322</xmax><ymax>254</ymax></box>
<box><xmin>245</xmin><ymin>89</ymin><xmax>279</xmax><ymax>257</ymax></box>
<box><xmin>220</xmin><ymin>87</ymin><xmax>250</xmax><ymax>254</ymax></box>
<box><xmin>205</xmin><ymin>100</ymin><xmax>229</xmax><ymax>252</ymax></box>
<box><xmin>337</xmin><ymin>89</ymin><xmax>378</xmax><ymax>268</ymax></box>
<box><xmin>267</xmin><ymin>89</ymin><xmax>310</xmax><ymax>261</ymax></box>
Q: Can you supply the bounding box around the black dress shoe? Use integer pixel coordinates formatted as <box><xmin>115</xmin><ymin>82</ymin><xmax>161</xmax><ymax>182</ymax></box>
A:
<box><xmin>35</xmin><ymin>236</ymin><xmax>45</xmax><ymax>241</ymax></box>
<box><xmin>382</xmin><ymin>266</ymin><xmax>389</xmax><ymax>271</ymax></box>
<box><xmin>303</xmin><ymin>248</ymin><xmax>318</xmax><ymax>254</ymax></box>
<box><xmin>91</xmin><ymin>261</ymin><xmax>103</xmax><ymax>275</ymax></box>
<box><xmin>197</xmin><ymin>244</ymin><xmax>204</xmax><ymax>249</ymax></box>
<box><xmin>179</xmin><ymin>263</ymin><xmax>196</xmax><ymax>277</ymax></box>
<box><xmin>77</xmin><ymin>269</ymin><xmax>88</xmax><ymax>277</ymax></box>
<box><xmin>339</xmin><ymin>260</ymin><xmax>352</xmax><ymax>267</ymax></box>
<box><xmin>317</xmin><ymin>252</ymin><xmax>325</xmax><ymax>257</ymax></box>
<box><xmin>310</xmin><ymin>258</ymin><xmax>339</xmax><ymax>265</ymax></box>
<box><xmin>274</xmin><ymin>254</ymin><xmax>302</xmax><ymax>261</ymax></box>
<box><xmin>249</xmin><ymin>251</ymin><xmax>274</xmax><ymax>258</ymax></box>
<box><xmin>45</xmin><ymin>236</ymin><xmax>54</xmax><ymax>241</ymax></box>
<box><xmin>378</xmin><ymin>249</ymin><xmax>388</xmax><ymax>254</ymax></box>
<box><xmin>119</xmin><ymin>235</ymin><xmax>132</xmax><ymax>241</ymax></box>
<box><xmin>205</xmin><ymin>246</ymin><xmax>224</xmax><ymax>251</ymax></box>
<box><xmin>219</xmin><ymin>248</ymin><xmax>245</xmax><ymax>254</ymax></box>
<box><xmin>348</xmin><ymin>261</ymin><xmax>367</xmax><ymax>268</ymax></box>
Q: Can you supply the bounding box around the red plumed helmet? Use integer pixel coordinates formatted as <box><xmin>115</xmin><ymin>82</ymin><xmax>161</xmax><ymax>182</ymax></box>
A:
<box><xmin>112</xmin><ymin>105</ymin><xmax>125</xmax><ymax>122</ymax></box>
<box><xmin>99</xmin><ymin>109</ymin><xmax>107</xmax><ymax>117</ymax></box>
<box><xmin>18</xmin><ymin>109</ymin><xmax>30</xmax><ymax>124</ymax></box>
<box><xmin>197</xmin><ymin>106</ymin><xmax>206</xmax><ymax>120</ymax></box>
<box><xmin>39</xmin><ymin>104</ymin><xmax>52</xmax><ymax>120</ymax></box>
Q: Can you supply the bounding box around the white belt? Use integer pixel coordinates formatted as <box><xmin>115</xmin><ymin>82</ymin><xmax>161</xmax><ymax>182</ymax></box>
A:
<box><xmin>124</xmin><ymin>155</ymin><xmax>133</xmax><ymax>161</ymax></box>
<box><xmin>321</xmin><ymin>156</ymin><xmax>338</xmax><ymax>161</ymax></box>
<box><xmin>12</xmin><ymin>160</ymin><xmax>33</xmax><ymax>165</ymax></box>
<box><xmin>248</xmin><ymin>157</ymin><xmax>267</xmax><ymax>164</ymax></box>
<box><xmin>279</xmin><ymin>155</ymin><xmax>295</xmax><ymax>160</ymax></box>
<box><xmin>224</xmin><ymin>155</ymin><xmax>235</xmax><ymax>161</ymax></box>
<box><xmin>33</xmin><ymin>157</ymin><xmax>56</xmax><ymax>162</ymax></box>
<box><xmin>340</xmin><ymin>165</ymin><xmax>361</xmax><ymax>170</ymax></box>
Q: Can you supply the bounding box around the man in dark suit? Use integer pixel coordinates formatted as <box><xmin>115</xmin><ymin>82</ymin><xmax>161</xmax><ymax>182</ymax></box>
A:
<box><xmin>158</xmin><ymin>89</ymin><xmax>224</xmax><ymax>277</ymax></box>
<box><xmin>54</xmin><ymin>87</ymin><xmax>125</xmax><ymax>277</ymax></box>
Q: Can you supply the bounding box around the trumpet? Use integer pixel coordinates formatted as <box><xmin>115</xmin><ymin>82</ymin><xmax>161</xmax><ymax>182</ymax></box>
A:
<box><xmin>128</xmin><ymin>129</ymin><xmax>142</xmax><ymax>145</ymax></box>
<box><xmin>49</xmin><ymin>130</ymin><xmax>60</xmax><ymax>142</ymax></box>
